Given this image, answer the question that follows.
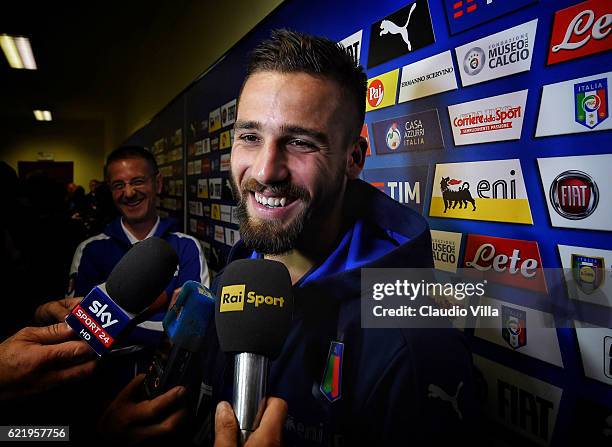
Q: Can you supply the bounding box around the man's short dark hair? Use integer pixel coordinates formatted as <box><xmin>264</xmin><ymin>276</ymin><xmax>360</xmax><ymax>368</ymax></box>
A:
<box><xmin>245</xmin><ymin>29</ymin><xmax>367</xmax><ymax>142</ymax></box>
<box><xmin>104</xmin><ymin>145</ymin><xmax>158</xmax><ymax>179</ymax></box>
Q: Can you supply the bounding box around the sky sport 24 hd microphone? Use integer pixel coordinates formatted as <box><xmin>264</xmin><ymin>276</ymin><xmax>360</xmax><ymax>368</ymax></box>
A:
<box><xmin>65</xmin><ymin>237</ymin><xmax>178</xmax><ymax>356</ymax></box>
<box><xmin>216</xmin><ymin>259</ymin><xmax>294</xmax><ymax>445</ymax></box>
<box><xmin>143</xmin><ymin>280</ymin><xmax>215</xmax><ymax>399</ymax></box>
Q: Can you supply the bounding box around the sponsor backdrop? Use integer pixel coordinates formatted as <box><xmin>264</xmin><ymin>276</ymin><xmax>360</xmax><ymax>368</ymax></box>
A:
<box><xmin>123</xmin><ymin>0</ymin><xmax>612</xmax><ymax>445</ymax></box>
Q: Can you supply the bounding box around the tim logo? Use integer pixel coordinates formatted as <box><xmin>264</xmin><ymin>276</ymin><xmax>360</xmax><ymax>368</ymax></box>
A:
<box><xmin>440</xmin><ymin>177</ymin><xmax>476</xmax><ymax>212</ymax></box>
<box><xmin>453</xmin><ymin>0</ymin><xmax>493</xmax><ymax>19</ymax></box>
<box><xmin>220</xmin><ymin>284</ymin><xmax>245</xmax><ymax>312</ymax></box>
<box><xmin>380</xmin><ymin>2</ymin><xmax>417</xmax><ymax>51</ymax></box>
<box><xmin>364</xmin><ymin>166</ymin><xmax>428</xmax><ymax>214</ymax></box>
<box><xmin>367</xmin><ymin>79</ymin><xmax>384</xmax><ymax>107</ymax></box>
<box><xmin>371</xmin><ymin>181</ymin><xmax>421</xmax><ymax>205</ymax></box>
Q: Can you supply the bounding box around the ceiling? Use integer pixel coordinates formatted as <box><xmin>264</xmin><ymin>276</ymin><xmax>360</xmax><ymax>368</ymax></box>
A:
<box><xmin>0</xmin><ymin>2</ymin><xmax>159</xmax><ymax>123</ymax></box>
<box><xmin>0</xmin><ymin>1</ymin><xmax>283</xmax><ymax>146</ymax></box>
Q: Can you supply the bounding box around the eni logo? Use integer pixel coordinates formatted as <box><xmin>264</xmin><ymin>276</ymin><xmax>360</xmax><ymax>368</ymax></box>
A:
<box><xmin>220</xmin><ymin>285</ymin><xmax>245</xmax><ymax>312</ymax></box>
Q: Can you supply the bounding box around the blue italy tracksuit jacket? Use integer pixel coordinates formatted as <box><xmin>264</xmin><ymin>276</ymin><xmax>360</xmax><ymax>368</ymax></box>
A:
<box><xmin>69</xmin><ymin>216</ymin><xmax>209</xmax><ymax>347</ymax></box>
<box><xmin>195</xmin><ymin>180</ymin><xmax>480</xmax><ymax>446</ymax></box>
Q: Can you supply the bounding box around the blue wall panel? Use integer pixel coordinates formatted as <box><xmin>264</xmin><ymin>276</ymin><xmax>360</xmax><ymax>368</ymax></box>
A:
<box><xmin>126</xmin><ymin>1</ymin><xmax>612</xmax><ymax>444</ymax></box>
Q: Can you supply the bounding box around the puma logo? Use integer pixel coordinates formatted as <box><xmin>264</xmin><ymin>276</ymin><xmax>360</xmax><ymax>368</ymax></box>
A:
<box><xmin>379</xmin><ymin>2</ymin><xmax>417</xmax><ymax>51</ymax></box>
<box><xmin>428</xmin><ymin>381</ymin><xmax>463</xmax><ymax>420</ymax></box>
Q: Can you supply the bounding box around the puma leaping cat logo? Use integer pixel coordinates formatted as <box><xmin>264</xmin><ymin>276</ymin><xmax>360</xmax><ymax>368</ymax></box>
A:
<box><xmin>428</xmin><ymin>381</ymin><xmax>463</xmax><ymax>420</ymax></box>
<box><xmin>379</xmin><ymin>2</ymin><xmax>417</xmax><ymax>51</ymax></box>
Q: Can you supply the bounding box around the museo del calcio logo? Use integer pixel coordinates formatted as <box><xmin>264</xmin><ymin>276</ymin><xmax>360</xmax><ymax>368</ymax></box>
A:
<box><xmin>462</xmin><ymin>28</ymin><xmax>531</xmax><ymax>76</ymax></box>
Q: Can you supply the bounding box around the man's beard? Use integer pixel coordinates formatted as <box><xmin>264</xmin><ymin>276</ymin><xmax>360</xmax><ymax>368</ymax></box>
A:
<box><xmin>231</xmin><ymin>174</ymin><xmax>343</xmax><ymax>255</ymax></box>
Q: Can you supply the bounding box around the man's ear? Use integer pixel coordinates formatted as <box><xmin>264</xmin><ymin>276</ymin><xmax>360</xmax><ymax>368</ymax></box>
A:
<box><xmin>347</xmin><ymin>136</ymin><xmax>367</xmax><ymax>179</ymax></box>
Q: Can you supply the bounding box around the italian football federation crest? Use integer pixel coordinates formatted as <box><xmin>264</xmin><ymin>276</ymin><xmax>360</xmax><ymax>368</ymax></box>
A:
<box><xmin>320</xmin><ymin>341</ymin><xmax>344</xmax><ymax>402</ymax></box>
<box><xmin>572</xmin><ymin>254</ymin><xmax>605</xmax><ymax>295</ymax></box>
<box><xmin>574</xmin><ymin>78</ymin><xmax>608</xmax><ymax>129</ymax></box>
<box><xmin>502</xmin><ymin>306</ymin><xmax>526</xmax><ymax>349</ymax></box>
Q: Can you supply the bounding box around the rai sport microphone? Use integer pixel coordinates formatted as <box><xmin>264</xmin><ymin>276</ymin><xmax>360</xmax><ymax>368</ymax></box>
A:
<box><xmin>65</xmin><ymin>237</ymin><xmax>178</xmax><ymax>356</ymax></box>
<box><xmin>143</xmin><ymin>280</ymin><xmax>215</xmax><ymax>399</ymax></box>
<box><xmin>215</xmin><ymin>259</ymin><xmax>294</xmax><ymax>445</ymax></box>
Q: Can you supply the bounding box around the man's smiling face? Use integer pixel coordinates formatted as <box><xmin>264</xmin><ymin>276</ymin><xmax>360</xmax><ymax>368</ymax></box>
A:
<box><xmin>107</xmin><ymin>157</ymin><xmax>162</xmax><ymax>225</ymax></box>
<box><xmin>230</xmin><ymin>71</ymin><xmax>361</xmax><ymax>254</ymax></box>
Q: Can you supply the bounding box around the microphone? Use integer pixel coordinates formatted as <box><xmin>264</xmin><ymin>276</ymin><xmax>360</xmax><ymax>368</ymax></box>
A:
<box><xmin>65</xmin><ymin>237</ymin><xmax>178</xmax><ymax>356</ymax></box>
<box><xmin>143</xmin><ymin>280</ymin><xmax>215</xmax><ymax>398</ymax></box>
<box><xmin>215</xmin><ymin>259</ymin><xmax>294</xmax><ymax>445</ymax></box>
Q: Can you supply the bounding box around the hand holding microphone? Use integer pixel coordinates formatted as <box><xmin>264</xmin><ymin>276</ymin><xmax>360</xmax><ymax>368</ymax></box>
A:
<box><xmin>98</xmin><ymin>373</ymin><xmax>187</xmax><ymax>446</ymax></box>
<box><xmin>143</xmin><ymin>280</ymin><xmax>215</xmax><ymax>398</ymax></box>
<box><xmin>0</xmin><ymin>322</ymin><xmax>96</xmax><ymax>401</ymax></box>
<box><xmin>0</xmin><ymin>238</ymin><xmax>178</xmax><ymax>402</ymax></box>
<box><xmin>35</xmin><ymin>297</ymin><xmax>83</xmax><ymax>325</ymax></box>
<box><xmin>216</xmin><ymin>259</ymin><xmax>294</xmax><ymax>445</ymax></box>
<box><xmin>99</xmin><ymin>279</ymin><xmax>215</xmax><ymax>443</ymax></box>
<box><xmin>214</xmin><ymin>398</ymin><xmax>287</xmax><ymax>447</ymax></box>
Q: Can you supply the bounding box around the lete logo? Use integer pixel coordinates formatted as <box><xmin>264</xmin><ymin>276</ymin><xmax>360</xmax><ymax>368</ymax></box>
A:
<box><xmin>548</xmin><ymin>0</ymin><xmax>612</xmax><ymax>66</ymax></box>
<box><xmin>464</xmin><ymin>234</ymin><xmax>547</xmax><ymax>293</ymax></box>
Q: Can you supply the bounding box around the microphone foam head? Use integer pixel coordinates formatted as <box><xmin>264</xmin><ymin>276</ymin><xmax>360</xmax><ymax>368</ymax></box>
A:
<box><xmin>215</xmin><ymin>259</ymin><xmax>293</xmax><ymax>359</ymax></box>
<box><xmin>106</xmin><ymin>237</ymin><xmax>178</xmax><ymax>313</ymax></box>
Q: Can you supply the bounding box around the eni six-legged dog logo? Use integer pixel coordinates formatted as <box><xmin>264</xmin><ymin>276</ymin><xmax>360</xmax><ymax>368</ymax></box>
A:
<box><xmin>440</xmin><ymin>177</ymin><xmax>476</xmax><ymax>212</ymax></box>
<box><xmin>430</xmin><ymin>159</ymin><xmax>533</xmax><ymax>224</ymax></box>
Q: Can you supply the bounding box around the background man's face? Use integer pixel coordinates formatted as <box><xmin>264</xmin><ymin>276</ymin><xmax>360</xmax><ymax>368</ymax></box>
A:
<box><xmin>230</xmin><ymin>71</ymin><xmax>356</xmax><ymax>254</ymax></box>
<box><xmin>107</xmin><ymin>157</ymin><xmax>161</xmax><ymax>225</ymax></box>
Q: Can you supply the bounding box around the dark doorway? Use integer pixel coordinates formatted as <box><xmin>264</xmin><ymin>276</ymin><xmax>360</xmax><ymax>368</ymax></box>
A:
<box><xmin>18</xmin><ymin>161</ymin><xmax>74</xmax><ymax>185</ymax></box>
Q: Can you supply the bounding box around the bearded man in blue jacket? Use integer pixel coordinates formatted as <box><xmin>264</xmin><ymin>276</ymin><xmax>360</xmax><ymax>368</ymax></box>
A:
<box><xmin>195</xmin><ymin>30</ymin><xmax>480</xmax><ymax>446</ymax></box>
<box><xmin>101</xmin><ymin>30</ymin><xmax>481</xmax><ymax>446</ymax></box>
